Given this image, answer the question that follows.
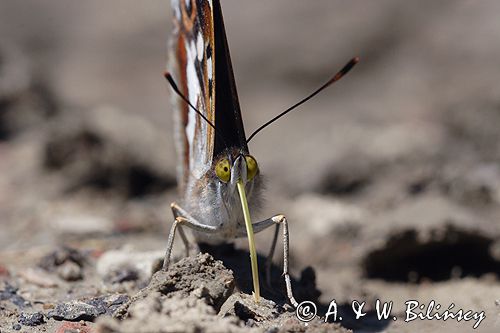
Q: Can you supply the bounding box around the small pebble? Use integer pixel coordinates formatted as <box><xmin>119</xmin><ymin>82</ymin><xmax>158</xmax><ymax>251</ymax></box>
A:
<box><xmin>19</xmin><ymin>311</ymin><xmax>45</xmax><ymax>326</ymax></box>
<box><xmin>57</xmin><ymin>261</ymin><xmax>83</xmax><ymax>281</ymax></box>
<box><xmin>48</xmin><ymin>300</ymin><xmax>105</xmax><ymax>321</ymax></box>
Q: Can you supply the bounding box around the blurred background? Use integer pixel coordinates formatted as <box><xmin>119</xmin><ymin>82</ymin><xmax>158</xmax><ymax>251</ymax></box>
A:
<box><xmin>1</xmin><ymin>1</ymin><xmax>500</xmax><ymax>331</ymax></box>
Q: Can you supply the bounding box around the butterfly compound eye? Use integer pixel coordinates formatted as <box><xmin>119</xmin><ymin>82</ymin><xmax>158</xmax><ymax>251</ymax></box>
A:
<box><xmin>245</xmin><ymin>155</ymin><xmax>258</xmax><ymax>181</ymax></box>
<box><xmin>215</xmin><ymin>158</ymin><xmax>231</xmax><ymax>183</ymax></box>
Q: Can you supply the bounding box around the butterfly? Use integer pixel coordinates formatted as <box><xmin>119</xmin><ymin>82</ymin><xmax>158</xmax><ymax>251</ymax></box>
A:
<box><xmin>163</xmin><ymin>0</ymin><xmax>358</xmax><ymax>307</ymax></box>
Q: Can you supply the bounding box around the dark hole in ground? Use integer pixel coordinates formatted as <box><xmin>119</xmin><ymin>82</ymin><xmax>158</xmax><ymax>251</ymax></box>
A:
<box><xmin>319</xmin><ymin>171</ymin><xmax>370</xmax><ymax>196</ymax></box>
<box><xmin>407</xmin><ymin>177</ymin><xmax>431</xmax><ymax>196</ymax></box>
<box><xmin>0</xmin><ymin>100</ymin><xmax>10</xmax><ymax>140</ymax></box>
<box><xmin>127</xmin><ymin>165</ymin><xmax>173</xmax><ymax>197</ymax></box>
<box><xmin>0</xmin><ymin>83</ymin><xmax>58</xmax><ymax>141</ymax></box>
<box><xmin>65</xmin><ymin>163</ymin><xmax>175</xmax><ymax>199</ymax></box>
<box><xmin>44</xmin><ymin>130</ymin><xmax>103</xmax><ymax>169</ymax></box>
<box><xmin>44</xmin><ymin>130</ymin><xmax>176</xmax><ymax>198</ymax></box>
<box><xmin>363</xmin><ymin>227</ymin><xmax>500</xmax><ymax>282</ymax></box>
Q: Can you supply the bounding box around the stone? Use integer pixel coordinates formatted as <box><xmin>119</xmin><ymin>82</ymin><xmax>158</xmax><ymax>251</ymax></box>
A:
<box><xmin>19</xmin><ymin>311</ymin><xmax>45</xmax><ymax>326</ymax></box>
<box><xmin>47</xmin><ymin>294</ymin><xmax>129</xmax><ymax>322</ymax></box>
<box><xmin>57</xmin><ymin>261</ymin><xmax>83</xmax><ymax>281</ymax></box>
<box><xmin>0</xmin><ymin>284</ymin><xmax>31</xmax><ymax>308</ymax></box>
<box><xmin>48</xmin><ymin>300</ymin><xmax>106</xmax><ymax>321</ymax></box>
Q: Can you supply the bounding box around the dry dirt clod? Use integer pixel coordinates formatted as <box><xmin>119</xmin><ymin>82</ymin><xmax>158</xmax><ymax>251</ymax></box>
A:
<box><xmin>102</xmin><ymin>253</ymin><xmax>347</xmax><ymax>333</ymax></box>
<box><xmin>219</xmin><ymin>293</ymin><xmax>280</xmax><ymax>323</ymax></box>
<box><xmin>114</xmin><ymin>253</ymin><xmax>235</xmax><ymax>319</ymax></box>
<box><xmin>97</xmin><ymin>292</ymin><xmax>255</xmax><ymax>333</ymax></box>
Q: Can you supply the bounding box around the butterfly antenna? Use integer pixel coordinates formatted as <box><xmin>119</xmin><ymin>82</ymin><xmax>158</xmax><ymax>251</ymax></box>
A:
<box><xmin>164</xmin><ymin>72</ymin><xmax>217</xmax><ymax>130</ymax></box>
<box><xmin>164</xmin><ymin>72</ymin><xmax>231</xmax><ymax>151</ymax></box>
<box><xmin>246</xmin><ymin>56</ymin><xmax>360</xmax><ymax>143</ymax></box>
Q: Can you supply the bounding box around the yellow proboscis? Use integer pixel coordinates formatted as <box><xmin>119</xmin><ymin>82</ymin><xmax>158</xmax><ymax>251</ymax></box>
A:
<box><xmin>236</xmin><ymin>179</ymin><xmax>260</xmax><ymax>302</ymax></box>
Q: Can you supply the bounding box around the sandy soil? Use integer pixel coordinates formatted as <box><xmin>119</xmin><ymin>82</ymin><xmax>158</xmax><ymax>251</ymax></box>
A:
<box><xmin>1</xmin><ymin>1</ymin><xmax>500</xmax><ymax>332</ymax></box>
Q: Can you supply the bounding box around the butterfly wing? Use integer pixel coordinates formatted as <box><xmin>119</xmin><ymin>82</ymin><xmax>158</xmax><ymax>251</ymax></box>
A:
<box><xmin>170</xmin><ymin>0</ymin><xmax>216</xmax><ymax>192</ymax></box>
<box><xmin>170</xmin><ymin>0</ymin><xmax>248</xmax><ymax>194</ymax></box>
<box><xmin>211</xmin><ymin>0</ymin><xmax>248</xmax><ymax>158</ymax></box>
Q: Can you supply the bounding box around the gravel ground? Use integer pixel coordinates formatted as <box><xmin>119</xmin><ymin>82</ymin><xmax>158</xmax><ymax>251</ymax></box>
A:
<box><xmin>1</xmin><ymin>1</ymin><xmax>500</xmax><ymax>332</ymax></box>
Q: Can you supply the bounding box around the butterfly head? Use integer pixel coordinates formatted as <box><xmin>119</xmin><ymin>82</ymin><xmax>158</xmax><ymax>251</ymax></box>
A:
<box><xmin>214</xmin><ymin>148</ymin><xmax>259</xmax><ymax>194</ymax></box>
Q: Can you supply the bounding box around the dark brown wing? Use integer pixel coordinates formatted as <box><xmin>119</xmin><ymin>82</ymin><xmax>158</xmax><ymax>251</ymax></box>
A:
<box><xmin>211</xmin><ymin>0</ymin><xmax>248</xmax><ymax>158</ymax></box>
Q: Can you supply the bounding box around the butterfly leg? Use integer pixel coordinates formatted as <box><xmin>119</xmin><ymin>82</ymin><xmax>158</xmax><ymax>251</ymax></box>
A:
<box><xmin>162</xmin><ymin>202</ymin><xmax>220</xmax><ymax>270</ymax></box>
<box><xmin>171</xmin><ymin>203</ymin><xmax>196</xmax><ymax>257</ymax></box>
<box><xmin>250</xmin><ymin>214</ymin><xmax>298</xmax><ymax>308</ymax></box>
